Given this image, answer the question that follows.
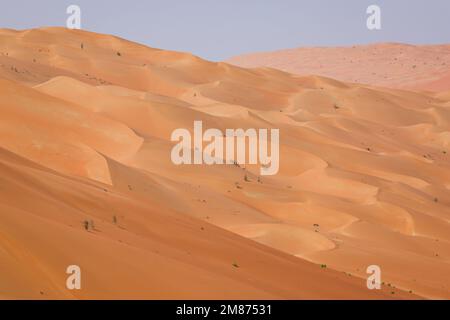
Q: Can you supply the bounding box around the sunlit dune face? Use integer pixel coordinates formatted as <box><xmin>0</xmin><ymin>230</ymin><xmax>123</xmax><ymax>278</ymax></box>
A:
<box><xmin>0</xmin><ymin>28</ymin><xmax>448</xmax><ymax>299</ymax></box>
<box><xmin>227</xmin><ymin>43</ymin><xmax>450</xmax><ymax>92</ymax></box>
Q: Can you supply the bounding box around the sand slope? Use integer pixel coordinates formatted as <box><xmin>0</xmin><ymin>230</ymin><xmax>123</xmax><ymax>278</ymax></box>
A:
<box><xmin>227</xmin><ymin>43</ymin><xmax>450</xmax><ymax>92</ymax></box>
<box><xmin>0</xmin><ymin>27</ymin><xmax>449</xmax><ymax>299</ymax></box>
<box><xmin>3</xmin><ymin>146</ymin><xmax>404</xmax><ymax>299</ymax></box>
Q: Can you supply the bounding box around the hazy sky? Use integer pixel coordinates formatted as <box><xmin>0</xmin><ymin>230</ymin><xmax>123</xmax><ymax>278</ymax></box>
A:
<box><xmin>1</xmin><ymin>0</ymin><xmax>449</xmax><ymax>61</ymax></box>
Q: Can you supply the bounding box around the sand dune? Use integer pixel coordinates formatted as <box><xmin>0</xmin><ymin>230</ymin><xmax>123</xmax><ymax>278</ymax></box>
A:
<box><xmin>3</xmin><ymin>146</ymin><xmax>405</xmax><ymax>299</ymax></box>
<box><xmin>0</xmin><ymin>27</ymin><xmax>449</xmax><ymax>299</ymax></box>
<box><xmin>227</xmin><ymin>43</ymin><xmax>450</xmax><ymax>92</ymax></box>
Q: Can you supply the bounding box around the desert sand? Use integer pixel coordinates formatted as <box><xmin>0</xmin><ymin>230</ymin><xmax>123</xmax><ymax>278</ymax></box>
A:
<box><xmin>0</xmin><ymin>27</ymin><xmax>449</xmax><ymax>299</ymax></box>
<box><xmin>227</xmin><ymin>43</ymin><xmax>450</xmax><ymax>92</ymax></box>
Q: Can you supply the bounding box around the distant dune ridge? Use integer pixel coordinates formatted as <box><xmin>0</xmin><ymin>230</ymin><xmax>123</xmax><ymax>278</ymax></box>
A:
<box><xmin>227</xmin><ymin>43</ymin><xmax>450</xmax><ymax>92</ymax></box>
<box><xmin>0</xmin><ymin>27</ymin><xmax>449</xmax><ymax>299</ymax></box>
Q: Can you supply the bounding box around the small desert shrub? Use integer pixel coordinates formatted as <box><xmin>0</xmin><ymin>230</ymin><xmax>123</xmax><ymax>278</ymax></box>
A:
<box><xmin>83</xmin><ymin>220</ymin><xmax>95</xmax><ymax>231</ymax></box>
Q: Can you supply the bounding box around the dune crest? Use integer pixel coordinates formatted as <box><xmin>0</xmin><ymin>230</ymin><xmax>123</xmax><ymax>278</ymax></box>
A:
<box><xmin>227</xmin><ymin>43</ymin><xmax>450</xmax><ymax>92</ymax></box>
<box><xmin>0</xmin><ymin>27</ymin><xmax>449</xmax><ymax>299</ymax></box>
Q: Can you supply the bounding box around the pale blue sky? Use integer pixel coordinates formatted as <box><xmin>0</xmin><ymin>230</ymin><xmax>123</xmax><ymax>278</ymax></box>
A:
<box><xmin>1</xmin><ymin>0</ymin><xmax>449</xmax><ymax>61</ymax></box>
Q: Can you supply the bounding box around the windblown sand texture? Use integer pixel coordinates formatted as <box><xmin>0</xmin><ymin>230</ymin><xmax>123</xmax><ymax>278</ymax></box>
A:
<box><xmin>227</xmin><ymin>43</ymin><xmax>450</xmax><ymax>92</ymax></box>
<box><xmin>0</xmin><ymin>28</ymin><xmax>449</xmax><ymax>299</ymax></box>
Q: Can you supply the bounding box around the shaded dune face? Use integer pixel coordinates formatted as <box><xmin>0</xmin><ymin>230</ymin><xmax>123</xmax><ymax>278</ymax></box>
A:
<box><xmin>227</xmin><ymin>43</ymin><xmax>450</xmax><ymax>92</ymax></box>
<box><xmin>0</xmin><ymin>27</ymin><xmax>448</xmax><ymax>299</ymax></box>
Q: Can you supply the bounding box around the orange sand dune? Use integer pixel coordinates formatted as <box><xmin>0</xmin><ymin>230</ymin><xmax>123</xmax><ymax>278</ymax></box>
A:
<box><xmin>2</xmin><ymin>146</ymin><xmax>401</xmax><ymax>299</ymax></box>
<box><xmin>0</xmin><ymin>27</ymin><xmax>449</xmax><ymax>299</ymax></box>
<box><xmin>227</xmin><ymin>43</ymin><xmax>450</xmax><ymax>92</ymax></box>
